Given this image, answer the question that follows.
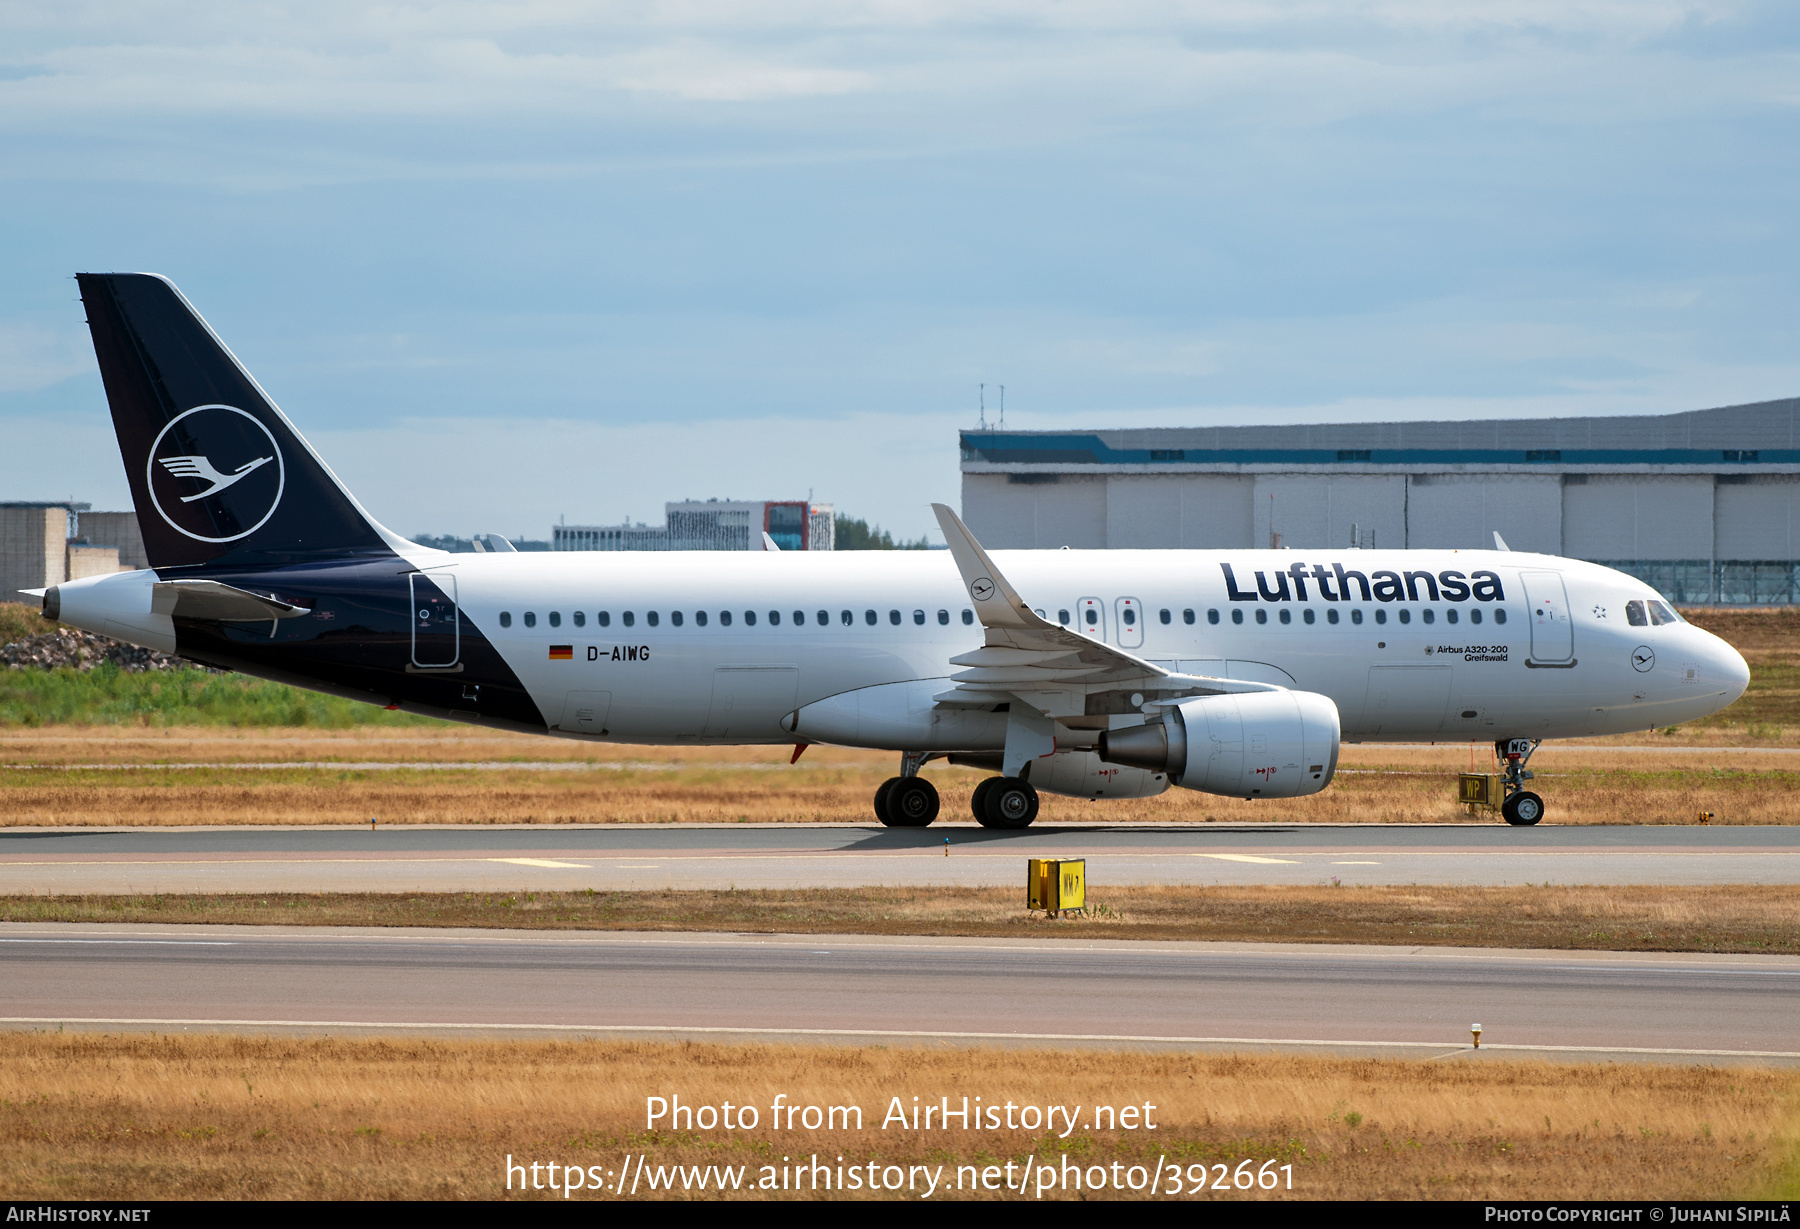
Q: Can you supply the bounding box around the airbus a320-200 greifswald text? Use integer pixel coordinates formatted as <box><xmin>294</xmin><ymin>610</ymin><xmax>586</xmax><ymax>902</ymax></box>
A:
<box><xmin>36</xmin><ymin>274</ymin><xmax>1749</xmax><ymax>830</ymax></box>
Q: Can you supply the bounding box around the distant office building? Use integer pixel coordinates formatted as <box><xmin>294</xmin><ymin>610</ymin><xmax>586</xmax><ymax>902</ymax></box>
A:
<box><xmin>959</xmin><ymin>397</ymin><xmax>1800</xmax><ymax>605</ymax></box>
<box><xmin>2</xmin><ymin>502</ymin><xmax>145</xmax><ymax>605</ymax></box>
<box><xmin>554</xmin><ymin>500</ymin><xmax>836</xmax><ymax>552</ymax></box>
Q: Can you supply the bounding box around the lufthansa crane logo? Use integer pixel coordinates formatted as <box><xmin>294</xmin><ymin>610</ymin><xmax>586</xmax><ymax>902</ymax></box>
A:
<box><xmin>146</xmin><ymin>405</ymin><xmax>285</xmax><ymax>543</ymax></box>
<box><xmin>970</xmin><ymin>577</ymin><xmax>995</xmax><ymax>601</ymax></box>
<box><xmin>1631</xmin><ymin>645</ymin><xmax>1655</xmax><ymax>673</ymax></box>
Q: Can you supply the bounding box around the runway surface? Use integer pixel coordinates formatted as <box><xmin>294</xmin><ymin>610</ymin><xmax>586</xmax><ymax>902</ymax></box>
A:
<box><xmin>2</xmin><ymin>823</ymin><xmax>1797</xmax><ymax>893</ymax></box>
<box><xmin>2</xmin><ymin>922</ymin><xmax>1795</xmax><ymax>1064</ymax></box>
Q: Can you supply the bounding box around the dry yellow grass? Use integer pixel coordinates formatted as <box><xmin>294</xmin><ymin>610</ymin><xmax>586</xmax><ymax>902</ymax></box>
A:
<box><xmin>1</xmin><ymin>1033</ymin><xmax>1793</xmax><ymax>1201</ymax></box>
<box><xmin>7</xmin><ymin>884</ymin><xmax>1800</xmax><ymax>954</ymax></box>
<box><xmin>0</xmin><ymin>729</ymin><xmax>1794</xmax><ymax>825</ymax></box>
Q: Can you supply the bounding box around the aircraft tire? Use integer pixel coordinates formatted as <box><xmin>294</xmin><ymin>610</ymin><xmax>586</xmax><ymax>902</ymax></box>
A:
<box><xmin>1501</xmin><ymin>791</ymin><xmax>1544</xmax><ymax>826</ymax></box>
<box><xmin>874</xmin><ymin>777</ymin><xmax>902</xmax><ymax>825</ymax></box>
<box><xmin>970</xmin><ymin>777</ymin><xmax>998</xmax><ymax>822</ymax></box>
<box><xmin>884</xmin><ymin>777</ymin><xmax>940</xmax><ymax>827</ymax></box>
<box><xmin>979</xmin><ymin>777</ymin><xmax>1039</xmax><ymax>829</ymax></box>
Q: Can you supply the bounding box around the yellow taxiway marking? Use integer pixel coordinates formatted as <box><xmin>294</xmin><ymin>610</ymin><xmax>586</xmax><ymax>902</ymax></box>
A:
<box><xmin>488</xmin><ymin>858</ymin><xmax>593</xmax><ymax>869</ymax></box>
<box><xmin>1191</xmin><ymin>853</ymin><xmax>1300</xmax><ymax>864</ymax></box>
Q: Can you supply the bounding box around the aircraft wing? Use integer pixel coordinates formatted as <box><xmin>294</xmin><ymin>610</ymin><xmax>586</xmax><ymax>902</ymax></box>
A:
<box><xmin>929</xmin><ymin>503</ymin><xmax>1277</xmax><ymax>721</ymax></box>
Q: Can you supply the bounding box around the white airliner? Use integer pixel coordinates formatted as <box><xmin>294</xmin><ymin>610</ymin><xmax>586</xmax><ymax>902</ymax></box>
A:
<box><xmin>36</xmin><ymin>274</ymin><xmax>1752</xmax><ymax>829</ymax></box>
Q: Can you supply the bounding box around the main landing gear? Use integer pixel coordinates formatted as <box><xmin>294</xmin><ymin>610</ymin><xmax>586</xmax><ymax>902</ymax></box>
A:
<box><xmin>971</xmin><ymin>776</ymin><xmax>1039</xmax><ymax>830</ymax></box>
<box><xmin>870</xmin><ymin>755</ymin><xmax>1042</xmax><ymax>830</ymax></box>
<box><xmin>875</xmin><ymin>752</ymin><xmax>940</xmax><ymax>827</ymax></box>
<box><xmin>1496</xmin><ymin>738</ymin><xmax>1545</xmax><ymax>827</ymax></box>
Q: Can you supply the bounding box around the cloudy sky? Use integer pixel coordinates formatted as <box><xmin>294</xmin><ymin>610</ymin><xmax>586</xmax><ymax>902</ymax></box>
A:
<box><xmin>3</xmin><ymin>1</ymin><xmax>1797</xmax><ymax>543</ymax></box>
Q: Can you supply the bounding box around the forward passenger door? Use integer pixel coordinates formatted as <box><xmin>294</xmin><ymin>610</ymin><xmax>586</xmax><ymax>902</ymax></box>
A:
<box><xmin>1521</xmin><ymin>571</ymin><xmax>1574</xmax><ymax>663</ymax></box>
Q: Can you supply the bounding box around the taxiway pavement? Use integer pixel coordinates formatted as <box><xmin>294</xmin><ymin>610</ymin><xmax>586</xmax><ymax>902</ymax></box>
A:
<box><xmin>2</xmin><ymin>922</ymin><xmax>1794</xmax><ymax>1064</ymax></box>
<box><xmin>1</xmin><ymin>823</ymin><xmax>1796</xmax><ymax>893</ymax></box>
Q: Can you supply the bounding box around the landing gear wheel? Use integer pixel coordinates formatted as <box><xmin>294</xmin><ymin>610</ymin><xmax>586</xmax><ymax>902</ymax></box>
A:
<box><xmin>970</xmin><ymin>777</ymin><xmax>998</xmax><ymax>822</ymax></box>
<box><xmin>979</xmin><ymin>777</ymin><xmax>1039</xmax><ymax>830</ymax></box>
<box><xmin>873</xmin><ymin>777</ymin><xmax>901</xmax><ymax>825</ymax></box>
<box><xmin>883</xmin><ymin>777</ymin><xmax>940</xmax><ymax>827</ymax></box>
<box><xmin>1502</xmin><ymin>791</ymin><xmax>1544</xmax><ymax>827</ymax></box>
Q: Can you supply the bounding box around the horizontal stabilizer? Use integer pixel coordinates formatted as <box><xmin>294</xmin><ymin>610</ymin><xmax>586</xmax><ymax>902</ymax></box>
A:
<box><xmin>153</xmin><ymin>579</ymin><xmax>311</xmax><ymax>622</ymax></box>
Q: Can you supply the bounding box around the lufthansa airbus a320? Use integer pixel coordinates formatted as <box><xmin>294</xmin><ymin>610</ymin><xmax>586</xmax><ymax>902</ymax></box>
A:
<box><xmin>32</xmin><ymin>274</ymin><xmax>1750</xmax><ymax>828</ymax></box>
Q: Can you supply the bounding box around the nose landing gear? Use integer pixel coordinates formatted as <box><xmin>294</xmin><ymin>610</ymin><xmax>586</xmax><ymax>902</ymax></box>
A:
<box><xmin>1496</xmin><ymin>738</ymin><xmax>1544</xmax><ymax>826</ymax></box>
<box><xmin>875</xmin><ymin>751</ymin><xmax>940</xmax><ymax>827</ymax></box>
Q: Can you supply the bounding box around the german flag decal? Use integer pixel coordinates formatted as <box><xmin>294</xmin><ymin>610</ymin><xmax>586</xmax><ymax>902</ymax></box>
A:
<box><xmin>549</xmin><ymin>645</ymin><xmax>573</xmax><ymax>660</ymax></box>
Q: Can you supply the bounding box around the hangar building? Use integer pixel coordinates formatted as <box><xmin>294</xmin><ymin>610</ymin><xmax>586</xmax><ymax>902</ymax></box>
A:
<box><xmin>960</xmin><ymin>397</ymin><xmax>1800</xmax><ymax>605</ymax></box>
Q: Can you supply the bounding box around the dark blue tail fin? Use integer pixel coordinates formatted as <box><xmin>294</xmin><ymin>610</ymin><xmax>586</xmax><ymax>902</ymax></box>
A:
<box><xmin>77</xmin><ymin>272</ymin><xmax>396</xmax><ymax>570</ymax></box>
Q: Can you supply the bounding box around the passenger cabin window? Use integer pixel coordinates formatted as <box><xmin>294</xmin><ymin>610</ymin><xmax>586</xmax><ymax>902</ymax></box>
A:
<box><xmin>817</xmin><ymin>610</ymin><xmax>829</xmax><ymax>626</ymax></box>
<box><xmin>548</xmin><ymin>612</ymin><xmax>561</xmax><ymax>628</ymax></box>
<box><xmin>962</xmin><ymin>610</ymin><xmax>974</xmax><ymax>625</ymax></box>
<box><xmin>499</xmin><ymin>611</ymin><xmax>512</xmax><ymax>628</ymax></box>
<box><xmin>719</xmin><ymin>611</ymin><xmax>731</xmax><ymax>626</ymax></box>
<box><xmin>1058</xmin><ymin>610</ymin><xmax>1070</xmax><ymax>625</ymax></box>
<box><xmin>796</xmin><ymin>610</ymin><xmax>808</xmax><ymax>626</ymax></box>
<box><xmin>841</xmin><ymin>610</ymin><xmax>853</xmax><ymax>626</ymax></box>
<box><xmin>771</xmin><ymin>611</ymin><xmax>782</xmax><ymax>625</ymax></box>
<box><xmin>622</xmin><ymin>612</ymin><xmax>634</xmax><ymax>627</ymax></box>
<box><xmin>1469</xmin><ymin>609</ymin><xmax>1482</xmax><ymax>625</ymax></box>
<box><xmin>913</xmin><ymin>610</ymin><xmax>925</xmax><ymax>625</ymax></box>
<box><xmin>1422</xmin><ymin>609</ymin><xmax>1434</xmax><ymax>624</ymax></box>
<box><xmin>647</xmin><ymin>611</ymin><xmax>660</xmax><ymax>627</ymax></box>
<box><xmin>744</xmin><ymin>611</ymin><xmax>756</xmax><ymax>626</ymax></box>
<box><xmin>696</xmin><ymin>611</ymin><xmax>708</xmax><ymax>626</ymax></box>
<box><xmin>1398</xmin><ymin>610</ymin><xmax>1411</xmax><ymax>624</ymax></box>
<box><xmin>1326</xmin><ymin>609</ymin><xmax>1339</xmax><ymax>624</ymax></box>
<box><xmin>864</xmin><ymin>609</ymin><xmax>877</xmax><ymax>626</ymax></box>
<box><xmin>1255</xmin><ymin>610</ymin><xmax>1267</xmax><ymax>624</ymax></box>
<box><xmin>1159</xmin><ymin>609</ymin><xmax>1171</xmax><ymax>625</ymax></box>
<box><xmin>1494</xmin><ymin>609</ymin><xmax>1508</xmax><ymax>624</ymax></box>
<box><xmin>1183</xmin><ymin>609</ymin><xmax>1195</xmax><ymax>625</ymax></box>
<box><xmin>889</xmin><ymin>610</ymin><xmax>901</xmax><ymax>625</ymax></box>
<box><xmin>1278</xmin><ymin>609</ymin><xmax>1290</xmax><ymax>624</ymax></box>
<box><xmin>1446</xmin><ymin>609</ymin><xmax>1458</xmax><ymax>624</ymax></box>
<box><xmin>1084</xmin><ymin>609</ymin><xmax>1098</xmax><ymax>627</ymax></box>
<box><xmin>1231</xmin><ymin>609</ymin><xmax>1243</xmax><ymax>624</ymax></box>
<box><xmin>672</xmin><ymin>611</ymin><xmax>684</xmax><ymax>627</ymax></box>
<box><xmin>1373</xmin><ymin>610</ymin><xmax>1385</xmax><ymax>625</ymax></box>
<box><xmin>938</xmin><ymin>610</ymin><xmax>949</xmax><ymax>625</ymax></box>
<box><xmin>1648</xmin><ymin>600</ymin><xmax>1679</xmax><ymax>625</ymax></box>
<box><xmin>1626</xmin><ymin>600</ymin><xmax>1647</xmax><ymax>626</ymax></box>
<box><xmin>1351</xmin><ymin>609</ymin><xmax>1363</xmax><ymax>625</ymax></box>
<box><xmin>524</xmin><ymin>612</ymin><xmax>537</xmax><ymax>628</ymax></box>
<box><xmin>573</xmin><ymin>611</ymin><xmax>585</xmax><ymax>628</ymax></box>
<box><xmin>1206</xmin><ymin>609</ymin><xmax>1219</xmax><ymax>625</ymax></box>
<box><xmin>1123</xmin><ymin>608</ymin><xmax>1137</xmax><ymax>627</ymax></box>
<box><xmin>597</xmin><ymin>611</ymin><xmax>610</xmax><ymax>627</ymax></box>
<box><xmin>1303</xmin><ymin>608</ymin><xmax>1315</xmax><ymax>624</ymax></box>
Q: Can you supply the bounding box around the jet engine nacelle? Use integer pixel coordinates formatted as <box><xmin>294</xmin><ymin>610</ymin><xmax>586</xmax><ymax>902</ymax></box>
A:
<box><xmin>1097</xmin><ymin>690</ymin><xmax>1340</xmax><ymax>799</ymax></box>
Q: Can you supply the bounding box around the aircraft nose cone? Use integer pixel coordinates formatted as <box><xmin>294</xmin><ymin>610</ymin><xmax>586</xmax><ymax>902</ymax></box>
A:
<box><xmin>1720</xmin><ymin>641</ymin><xmax>1750</xmax><ymax>704</ymax></box>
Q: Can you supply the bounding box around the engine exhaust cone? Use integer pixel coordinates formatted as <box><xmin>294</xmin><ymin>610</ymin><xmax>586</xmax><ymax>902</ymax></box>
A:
<box><xmin>1098</xmin><ymin>721</ymin><xmax>1172</xmax><ymax>773</ymax></box>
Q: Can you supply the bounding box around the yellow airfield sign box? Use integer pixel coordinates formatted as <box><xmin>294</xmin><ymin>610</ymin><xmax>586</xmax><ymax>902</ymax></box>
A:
<box><xmin>1028</xmin><ymin>858</ymin><xmax>1086</xmax><ymax>916</ymax></box>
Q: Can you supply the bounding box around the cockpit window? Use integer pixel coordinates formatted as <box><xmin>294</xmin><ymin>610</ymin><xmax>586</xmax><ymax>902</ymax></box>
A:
<box><xmin>1626</xmin><ymin>600</ymin><xmax>1647</xmax><ymax>627</ymax></box>
<box><xmin>1648</xmin><ymin>600</ymin><xmax>1679</xmax><ymax>626</ymax></box>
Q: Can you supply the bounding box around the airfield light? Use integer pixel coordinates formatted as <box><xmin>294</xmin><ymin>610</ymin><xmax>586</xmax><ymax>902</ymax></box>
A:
<box><xmin>1471</xmin><ymin>1024</ymin><xmax>1482</xmax><ymax>1049</ymax></box>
